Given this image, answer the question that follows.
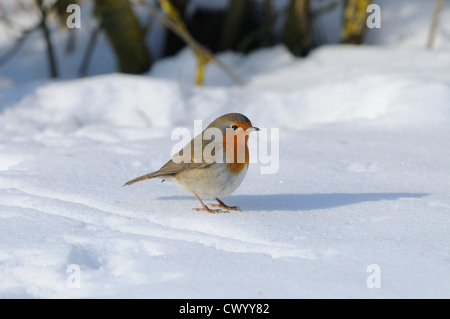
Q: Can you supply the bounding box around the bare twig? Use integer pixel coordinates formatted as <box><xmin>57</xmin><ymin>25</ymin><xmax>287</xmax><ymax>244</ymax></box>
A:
<box><xmin>36</xmin><ymin>0</ymin><xmax>58</xmax><ymax>78</ymax></box>
<box><xmin>79</xmin><ymin>19</ymin><xmax>103</xmax><ymax>76</ymax></box>
<box><xmin>427</xmin><ymin>0</ymin><xmax>445</xmax><ymax>50</ymax></box>
<box><xmin>0</xmin><ymin>24</ymin><xmax>38</xmax><ymax>67</ymax></box>
<box><xmin>132</xmin><ymin>0</ymin><xmax>245</xmax><ymax>86</ymax></box>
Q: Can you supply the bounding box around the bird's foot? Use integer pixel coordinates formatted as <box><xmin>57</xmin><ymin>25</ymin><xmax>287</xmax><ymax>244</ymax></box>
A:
<box><xmin>193</xmin><ymin>207</ymin><xmax>229</xmax><ymax>214</ymax></box>
<box><xmin>209</xmin><ymin>204</ymin><xmax>240</xmax><ymax>211</ymax></box>
<box><xmin>211</xmin><ymin>198</ymin><xmax>241</xmax><ymax>211</ymax></box>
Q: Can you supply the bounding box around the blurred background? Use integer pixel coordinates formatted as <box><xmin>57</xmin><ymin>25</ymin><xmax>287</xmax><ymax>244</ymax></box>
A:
<box><xmin>0</xmin><ymin>0</ymin><xmax>448</xmax><ymax>86</ymax></box>
<box><xmin>1</xmin><ymin>2</ymin><xmax>450</xmax><ymax>299</ymax></box>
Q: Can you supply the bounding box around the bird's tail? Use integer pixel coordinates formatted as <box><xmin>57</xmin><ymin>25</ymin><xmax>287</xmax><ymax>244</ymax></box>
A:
<box><xmin>122</xmin><ymin>172</ymin><xmax>157</xmax><ymax>187</ymax></box>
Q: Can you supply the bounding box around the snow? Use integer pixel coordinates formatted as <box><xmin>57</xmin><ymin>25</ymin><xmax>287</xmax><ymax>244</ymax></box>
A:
<box><xmin>1</xmin><ymin>0</ymin><xmax>450</xmax><ymax>298</ymax></box>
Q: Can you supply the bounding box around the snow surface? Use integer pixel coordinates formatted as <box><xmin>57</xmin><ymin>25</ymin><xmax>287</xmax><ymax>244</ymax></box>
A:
<box><xmin>1</xmin><ymin>0</ymin><xmax>450</xmax><ymax>298</ymax></box>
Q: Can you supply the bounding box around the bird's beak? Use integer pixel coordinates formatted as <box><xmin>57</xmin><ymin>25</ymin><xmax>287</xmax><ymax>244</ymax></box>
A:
<box><xmin>247</xmin><ymin>126</ymin><xmax>260</xmax><ymax>132</ymax></box>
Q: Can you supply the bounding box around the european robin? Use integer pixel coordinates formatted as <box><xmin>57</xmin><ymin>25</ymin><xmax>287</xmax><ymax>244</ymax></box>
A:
<box><xmin>123</xmin><ymin>113</ymin><xmax>259</xmax><ymax>213</ymax></box>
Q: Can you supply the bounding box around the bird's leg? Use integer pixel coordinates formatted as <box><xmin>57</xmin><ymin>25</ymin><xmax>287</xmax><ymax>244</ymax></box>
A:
<box><xmin>210</xmin><ymin>198</ymin><xmax>241</xmax><ymax>211</ymax></box>
<box><xmin>192</xmin><ymin>193</ymin><xmax>228</xmax><ymax>213</ymax></box>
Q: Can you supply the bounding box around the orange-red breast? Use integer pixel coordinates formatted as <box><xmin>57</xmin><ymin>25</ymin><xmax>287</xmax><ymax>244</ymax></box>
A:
<box><xmin>123</xmin><ymin>113</ymin><xmax>259</xmax><ymax>213</ymax></box>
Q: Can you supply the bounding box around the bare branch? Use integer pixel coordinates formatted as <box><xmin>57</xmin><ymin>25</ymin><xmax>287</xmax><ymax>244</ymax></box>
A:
<box><xmin>36</xmin><ymin>0</ymin><xmax>59</xmax><ymax>78</ymax></box>
<box><xmin>132</xmin><ymin>0</ymin><xmax>245</xmax><ymax>86</ymax></box>
<box><xmin>427</xmin><ymin>0</ymin><xmax>445</xmax><ymax>50</ymax></box>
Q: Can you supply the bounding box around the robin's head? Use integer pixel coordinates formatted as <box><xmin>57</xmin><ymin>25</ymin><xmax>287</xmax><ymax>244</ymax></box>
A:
<box><xmin>205</xmin><ymin>113</ymin><xmax>259</xmax><ymax>169</ymax></box>
<box><xmin>207</xmin><ymin>113</ymin><xmax>259</xmax><ymax>134</ymax></box>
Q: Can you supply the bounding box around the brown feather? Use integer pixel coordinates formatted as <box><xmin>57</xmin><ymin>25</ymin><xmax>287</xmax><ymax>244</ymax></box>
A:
<box><xmin>123</xmin><ymin>113</ymin><xmax>253</xmax><ymax>187</ymax></box>
<box><xmin>122</xmin><ymin>159</ymin><xmax>212</xmax><ymax>187</ymax></box>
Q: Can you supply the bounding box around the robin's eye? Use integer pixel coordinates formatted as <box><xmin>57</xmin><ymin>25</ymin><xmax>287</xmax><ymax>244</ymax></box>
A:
<box><xmin>231</xmin><ymin>125</ymin><xmax>238</xmax><ymax>130</ymax></box>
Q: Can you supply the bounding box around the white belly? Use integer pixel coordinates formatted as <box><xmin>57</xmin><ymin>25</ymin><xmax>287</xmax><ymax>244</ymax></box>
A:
<box><xmin>173</xmin><ymin>163</ymin><xmax>248</xmax><ymax>199</ymax></box>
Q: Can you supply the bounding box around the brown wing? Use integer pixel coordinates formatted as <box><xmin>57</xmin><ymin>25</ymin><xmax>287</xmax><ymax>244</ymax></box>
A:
<box><xmin>123</xmin><ymin>128</ymin><xmax>221</xmax><ymax>187</ymax></box>
<box><xmin>122</xmin><ymin>159</ymin><xmax>212</xmax><ymax>187</ymax></box>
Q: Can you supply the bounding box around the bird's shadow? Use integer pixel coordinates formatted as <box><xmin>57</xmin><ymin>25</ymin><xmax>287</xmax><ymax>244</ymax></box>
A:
<box><xmin>158</xmin><ymin>192</ymin><xmax>428</xmax><ymax>211</ymax></box>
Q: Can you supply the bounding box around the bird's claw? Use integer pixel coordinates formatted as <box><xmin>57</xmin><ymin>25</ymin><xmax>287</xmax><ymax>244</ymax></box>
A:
<box><xmin>193</xmin><ymin>207</ymin><xmax>229</xmax><ymax>214</ymax></box>
<box><xmin>210</xmin><ymin>204</ymin><xmax>241</xmax><ymax>211</ymax></box>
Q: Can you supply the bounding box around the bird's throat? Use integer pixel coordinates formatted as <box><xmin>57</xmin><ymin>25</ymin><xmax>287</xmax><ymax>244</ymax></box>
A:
<box><xmin>223</xmin><ymin>133</ymin><xmax>250</xmax><ymax>175</ymax></box>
